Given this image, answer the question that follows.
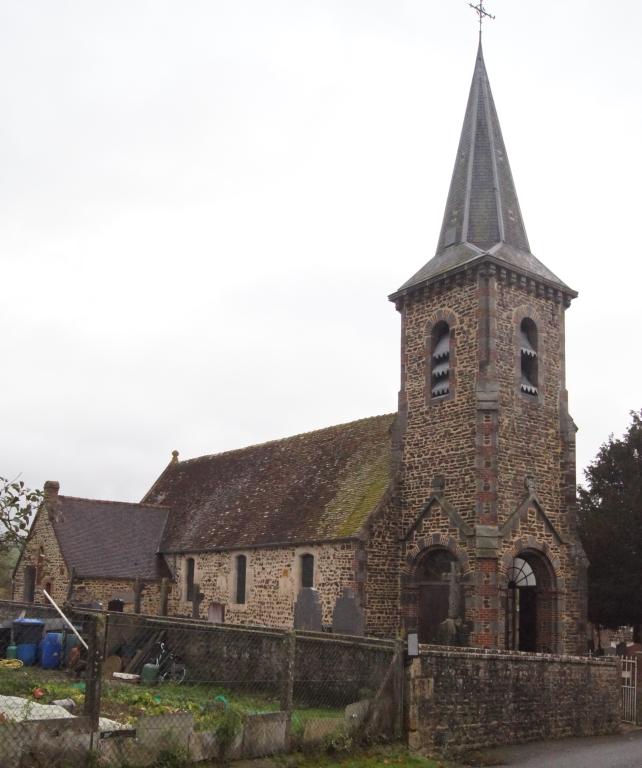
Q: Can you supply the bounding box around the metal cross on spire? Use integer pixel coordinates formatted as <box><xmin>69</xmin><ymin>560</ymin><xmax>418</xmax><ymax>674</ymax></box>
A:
<box><xmin>468</xmin><ymin>0</ymin><xmax>495</xmax><ymax>38</ymax></box>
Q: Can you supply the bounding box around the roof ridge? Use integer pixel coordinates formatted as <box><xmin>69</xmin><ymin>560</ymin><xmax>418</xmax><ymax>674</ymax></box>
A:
<box><xmin>57</xmin><ymin>495</ymin><xmax>170</xmax><ymax>511</ymax></box>
<box><xmin>174</xmin><ymin>413</ymin><xmax>396</xmax><ymax>466</ymax></box>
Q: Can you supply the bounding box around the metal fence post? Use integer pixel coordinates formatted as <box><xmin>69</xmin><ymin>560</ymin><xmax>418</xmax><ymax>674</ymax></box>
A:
<box><xmin>280</xmin><ymin>631</ymin><xmax>296</xmax><ymax>750</ymax></box>
<box><xmin>634</xmin><ymin>652</ymin><xmax>642</xmax><ymax>725</ymax></box>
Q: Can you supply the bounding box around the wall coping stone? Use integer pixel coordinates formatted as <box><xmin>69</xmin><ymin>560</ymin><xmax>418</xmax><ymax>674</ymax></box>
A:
<box><xmin>417</xmin><ymin>644</ymin><xmax>617</xmax><ymax>667</ymax></box>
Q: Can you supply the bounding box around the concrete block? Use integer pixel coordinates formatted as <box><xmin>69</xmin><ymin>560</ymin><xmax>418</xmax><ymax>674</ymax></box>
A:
<box><xmin>136</xmin><ymin>711</ymin><xmax>194</xmax><ymax>750</ymax></box>
<box><xmin>242</xmin><ymin>711</ymin><xmax>287</xmax><ymax>758</ymax></box>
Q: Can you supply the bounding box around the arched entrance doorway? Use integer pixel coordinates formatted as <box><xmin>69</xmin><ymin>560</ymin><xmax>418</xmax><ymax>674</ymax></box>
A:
<box><xmin>415</xmin><ymin>548</ymin><xmax>462</xmax><ymax>644</ymax></box>
<box><xmin>505</xmin><ymin>551</ymin><xmax>556</xmax><ymax>653</ymax></box>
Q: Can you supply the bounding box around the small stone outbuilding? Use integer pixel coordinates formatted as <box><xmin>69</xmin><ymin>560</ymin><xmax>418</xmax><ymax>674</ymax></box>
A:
<box><xmin>13</xmin><ymin>488</ymin><xmax>170</xmax><ymax>615</ymax></box>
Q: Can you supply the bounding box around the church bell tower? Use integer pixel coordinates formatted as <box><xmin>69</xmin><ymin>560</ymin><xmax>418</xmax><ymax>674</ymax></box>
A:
<box><xmin>389</xmin><ymin>42</ymin><xmax>586</xmax><ymax>654</ymax></box>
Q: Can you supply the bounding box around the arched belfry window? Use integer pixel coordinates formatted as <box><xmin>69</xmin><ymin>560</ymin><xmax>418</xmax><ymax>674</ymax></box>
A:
<box><xmin>520</xmin><ymin>318</ymin><xmax>538</xmax><ymax>396</ymax></box>
<box><xmin>431</xmin><ymin>321</ymin><xmax>451</xmax><ymax>398</ymax></box>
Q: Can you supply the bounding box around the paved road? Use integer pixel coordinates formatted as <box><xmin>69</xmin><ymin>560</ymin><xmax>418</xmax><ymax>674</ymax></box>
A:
<box><xmin>467</xmin><ymin>729</ymin><xmax>642</xmax><ymax>768</ymax></box>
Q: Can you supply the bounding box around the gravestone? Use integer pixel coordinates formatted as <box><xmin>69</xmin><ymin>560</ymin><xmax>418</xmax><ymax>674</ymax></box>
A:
<box><xmin>293</xmin><ymin>588</ymin><xmax>323</xmax><ymax>631</ymax></box>
<box><xmin>331</xmin><ymin>587</ymin><xmax>364</xmax><ymax>636</ymax></box>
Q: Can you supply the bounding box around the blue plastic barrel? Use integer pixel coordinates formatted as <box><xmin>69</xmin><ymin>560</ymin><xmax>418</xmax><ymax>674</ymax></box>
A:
<box><xmin>13</xmin><ymin>619</ymin><xmax>45</xmax><ymax>645</ymax></box>
<box><xmin>16</xmin><ymin>643</ymin><xmax>38</xmax><ymax>666</ymax></box>
<box><xmin>41</xmin><ymin>632</ymin><xmax>63</xmax><ymax>669</ymax></box>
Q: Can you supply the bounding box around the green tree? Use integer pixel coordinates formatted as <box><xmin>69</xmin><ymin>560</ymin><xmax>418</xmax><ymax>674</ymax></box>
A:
<box><xmin>0</xmin><ymin>476</ymin><xmax>42</xmax><ymax>551</ymax></box>
<box><xmin>578</xmin><ymin>410</ymin><xmax>642</xmax><ymax>642</ymax></box>
<box><xmin>0</xmin><ymin>543</ymin><xmax>20</xmax><ymax>598</ymax></box>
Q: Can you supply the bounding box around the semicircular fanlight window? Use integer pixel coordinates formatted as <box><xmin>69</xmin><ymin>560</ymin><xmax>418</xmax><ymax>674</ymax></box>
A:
<box><xmin>506</xmin><ymin>557</ymin><xmax>536</xmax><ymax>588</ymax></box>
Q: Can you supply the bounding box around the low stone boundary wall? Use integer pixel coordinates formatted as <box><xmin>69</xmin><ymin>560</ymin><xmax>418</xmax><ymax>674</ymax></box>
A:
<box><xmin>406</xmin><ymin>645</ymin><xmax>620</xmax><ymax>752</ymax></box>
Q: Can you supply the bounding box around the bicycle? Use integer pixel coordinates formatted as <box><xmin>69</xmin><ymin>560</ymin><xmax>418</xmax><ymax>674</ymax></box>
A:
<box><xmin>153</xmin><ymin>640</ymin><xmax>187</xmax><ymax>683</ymax></box>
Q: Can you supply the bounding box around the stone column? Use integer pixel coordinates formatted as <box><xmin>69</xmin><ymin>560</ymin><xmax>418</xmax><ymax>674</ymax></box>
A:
<box><xmin>470</xmin><ymin>266</ymin><xmax>501</xmax><ymax>648</ymax></box>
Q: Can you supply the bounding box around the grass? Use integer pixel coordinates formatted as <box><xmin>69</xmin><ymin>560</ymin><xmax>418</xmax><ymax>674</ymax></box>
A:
<box><xmin>272</xmin><ymin>745</ymin><xmax>456</xmax><ymax>768</ymax></box>
<box><xmin>291</xmin><ymin>706</ymin><xmax>344</xmax><ymax>736</ymax></box>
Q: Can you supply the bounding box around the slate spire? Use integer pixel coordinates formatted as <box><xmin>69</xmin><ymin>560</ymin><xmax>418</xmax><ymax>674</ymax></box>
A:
<box><xmin>437</xmin><ymin>41</ymin><xmax>529</xmax><ymax>256</ymax></box>
<box><xmin>391</xmin><ymin>42</ymin><xmax>574</xmax><ymax>298</ymax></box>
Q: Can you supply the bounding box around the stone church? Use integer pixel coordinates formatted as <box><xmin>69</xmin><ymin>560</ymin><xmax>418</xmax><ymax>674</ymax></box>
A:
<box><xmin>14</xmin><ymin>43</ymin><xmax>587</xmax><ymax>655</ymax></box>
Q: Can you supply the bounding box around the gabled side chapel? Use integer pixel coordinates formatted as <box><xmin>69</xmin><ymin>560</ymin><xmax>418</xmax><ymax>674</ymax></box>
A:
<box><xmin>14</xmin><ymin>43</ymin><xmax>587</xmax><ymax>655</ymax></box>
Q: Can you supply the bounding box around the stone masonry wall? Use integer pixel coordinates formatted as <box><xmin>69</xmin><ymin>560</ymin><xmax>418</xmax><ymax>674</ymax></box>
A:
<box><xmin>165</xmin><ymin>541</ymin><xmax>359</xmax><ymax>628</ymax></box>
<box><xmin>493</xmin><ymin>279</ymin><xmax>585</xmax><ymax>653</ymax></box>
<box><xmin>71</xmin><ymin>578</ymin><xmax>163</xmax><ymax>615</ymax></box>
<box><xmin>407</xmin><ymin>646</ymin><xmax>620</xmax><ymax>752</ymax></box>
<box><xmin>398</xmin><ymin>278</ymin><xmax>479</xmax><ymax>531</ymax></box>
<box><xmin>396</xmin><ymin>278</ymin><xmax>481</xmax><ymax>641</ymax></box>
<box><xmin>364</xmin><ymin>494</ymin><xmax>401</xmax><ymax>638</ymax></box>
<box><xmin>494</xmin><ymin>281</ymin><xmax>565</xmax><ymax>528</ymax></box>
<box><xmin>395</xmin><ymin>267</ymin><xmax>586</xmax><ymax>652</ymax></box>
<box><xmin>13</xmin><ymin>508</ymin><xmax>70</xmax><ymax>606</ymax></box>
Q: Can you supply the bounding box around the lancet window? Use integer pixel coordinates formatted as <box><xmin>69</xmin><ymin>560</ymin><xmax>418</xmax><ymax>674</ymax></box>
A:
<box><xmin>235</xmin><ymin>554</ymin><xmax>247</xmax><ymax>604</ymax></box>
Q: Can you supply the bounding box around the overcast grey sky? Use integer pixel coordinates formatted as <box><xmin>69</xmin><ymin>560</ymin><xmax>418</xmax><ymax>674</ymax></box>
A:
<box><xmin>2</xmin><ymin>0</ymin><xmax>641</xmax><ymax>501</ymax></box>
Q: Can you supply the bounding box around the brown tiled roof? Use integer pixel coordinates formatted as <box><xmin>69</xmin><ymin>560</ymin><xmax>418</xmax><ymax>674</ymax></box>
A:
<box><xmin>51</xmin><ymin>496</ymin><xmax>170</xmax><ymax>580</ymax></box>
<box><xmin>143</xmin><ymin>414</ymin><xmax>395</xmax><ymax>552</ymax></box>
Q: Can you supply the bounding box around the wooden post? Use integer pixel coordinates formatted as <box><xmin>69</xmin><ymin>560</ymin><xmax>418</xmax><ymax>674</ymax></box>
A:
<box><xmin>133</xmin><ymin>578</ymin><xmax>142</xmax><ymax>614</ymax></box>
<box><xmin>66</xmin><ymin>566</ymin><xmax>76</xmax><ymax>603</ymax></box>
<box><xmin>84</xmin><ymin>612</ymin><xmax>105</xmax><ymax>731</ymax></box>
<box><xmin>280</xmin><ymin>631</ymin><xmax>296</xmax><ymax>751</ymax></box>
<box><xmin>159</xmin><ymin>578</ymin><xmax>169</xmax><ymax>616</ymax></box>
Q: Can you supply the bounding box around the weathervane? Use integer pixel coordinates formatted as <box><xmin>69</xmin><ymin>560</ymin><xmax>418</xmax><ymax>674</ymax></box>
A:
<box><xmin>468</xmin><ymin>0</ymin><xmax>495</xmax><ymax>37</ymax></box>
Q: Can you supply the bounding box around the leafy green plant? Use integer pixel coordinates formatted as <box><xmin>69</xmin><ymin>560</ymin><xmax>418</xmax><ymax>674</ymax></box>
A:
<box><xmin>153</xmin><ymin>732</ymin><xmax>190</xmax><ymax>768</ymax></box>
<box><xmin>0</xmin><ymin>476</ymin><xmax>42</xmax><ymax>549</ymax></box>
<box><xmin>153</xmin><ymin>744</ymin><xmax>189</xmax><ymax>768</ymax></box>
<box><xmin>214</xmin><ymin>702</ymin><xmax>243</xmax><ymax>750</ymax></box>
<box><xmin>323</xmin><ymin>727</ymin><xmax>353</xmax><ymax>754</ymax></box>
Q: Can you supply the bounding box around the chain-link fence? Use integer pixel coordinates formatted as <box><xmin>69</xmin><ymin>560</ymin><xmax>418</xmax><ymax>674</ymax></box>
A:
<box><xmin>0</xmin><ymin>599</ymin><xmax>401</xmax><ymax>766</ymax></box>
<box><xmin>0</xmin><ymin>599</ymin><xmax>100</xmax><ymax>767</ymax></box>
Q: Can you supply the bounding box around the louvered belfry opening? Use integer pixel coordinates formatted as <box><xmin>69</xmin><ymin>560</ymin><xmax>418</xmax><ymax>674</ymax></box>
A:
<box><xmin>431</xmin><ymin>321</ymin><xmax>451</xmax><ymax>398</ymax></box>
<box><xmin>520</xmin><ymin>318</ymin><xmax>538</xmax><ymax>395</ymax></box>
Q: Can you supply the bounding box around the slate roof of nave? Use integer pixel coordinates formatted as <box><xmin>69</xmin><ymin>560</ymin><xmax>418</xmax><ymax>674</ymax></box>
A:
<box><xmin>143</xmin><ymin>414</ymin><xmax>395</xmax><ymax>553</ymax></box>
